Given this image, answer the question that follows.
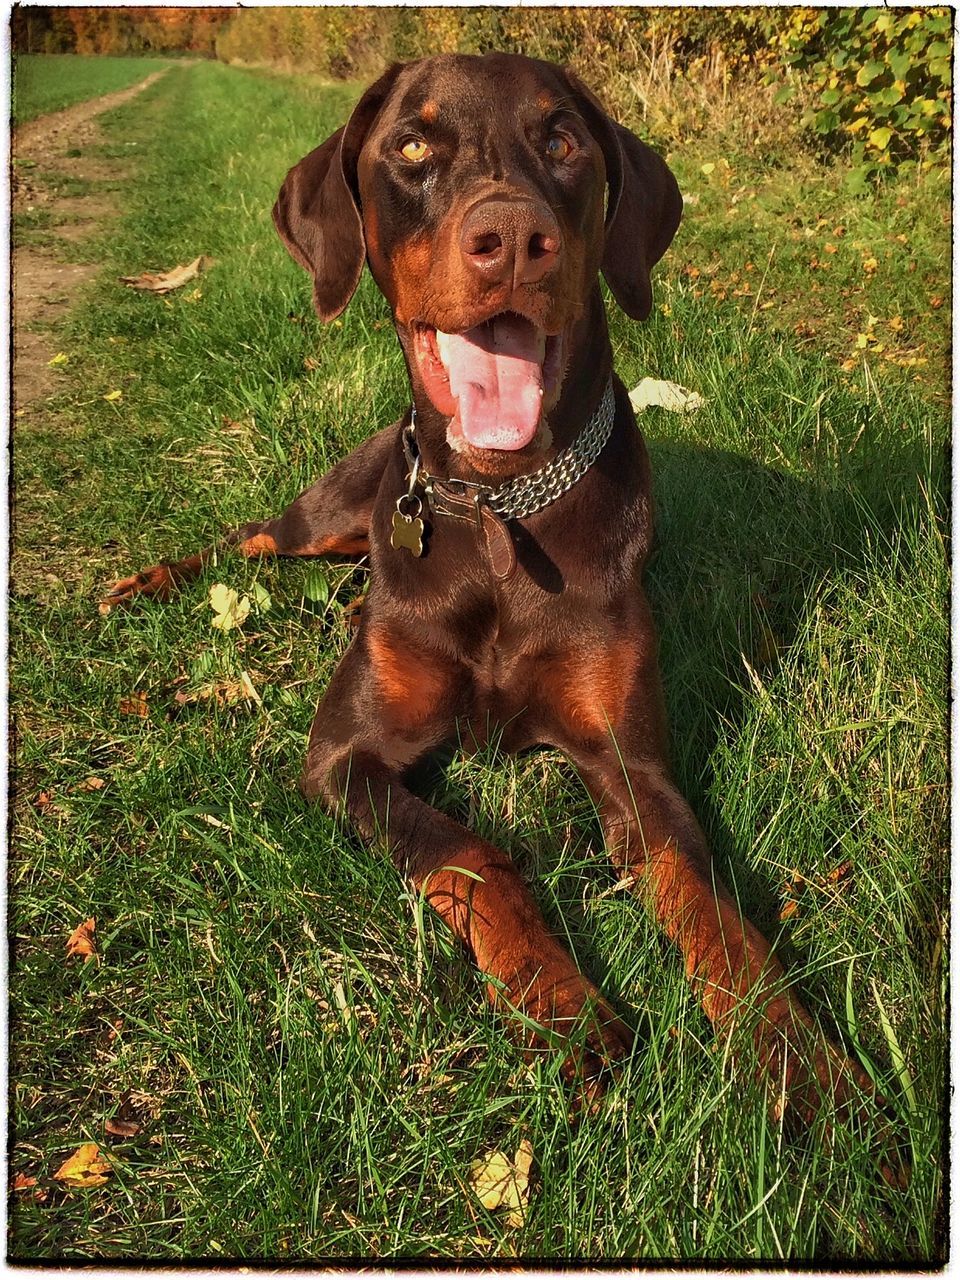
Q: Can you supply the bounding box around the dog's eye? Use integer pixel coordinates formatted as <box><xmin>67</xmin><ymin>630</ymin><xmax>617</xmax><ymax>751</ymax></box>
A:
<box><xmin>545</xmin><ymin>133</ymin><xmax>573</xmax><ymax>162</ymax></box>
<box><xmin>399</xmin><ymin>137</ymin><xmax>432</xmax><ymax>163</ymax></box>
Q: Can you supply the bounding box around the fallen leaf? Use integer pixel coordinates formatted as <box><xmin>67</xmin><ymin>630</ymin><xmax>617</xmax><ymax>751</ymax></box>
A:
<box><xmin>119</xmin><ymin>692</ymin><xmax>149</xmax><ymax>717</ymax></box>
<box><xmin>47</xmin><ymin>351</ymin><xmax>69</xmax><ymax>367</ymax></box>
<box><xmin>209</xmin><ymin>583</ymin><xmax>251</xmax><ymax>631</ymax></box>
<box><xmin>11</xmin><ymin>1172</ymin><xmax>47</xmax><ymax>1202</ymax></box>
<box><xmin>35</xmin><ymin>790</ymin><xmax>55</xmax><ymax>810</ymax></box>
<box><xmin>468</xmin><ymin>1138</ymin><xmax>534</xmax><ymax>1228</ymax></box>
<box><xmin>220</xmin><ymin>415</ymin><xmax>252</xmax><ymax>434</ymax></box>
<box><xmin>103</xmin><ymin>389</ymin><xmax>123</xmax><ymax>403</ymax></box>
<box><xmin>66</xmin><ymin>917</ymin><xmax>97</xmax><ymax>964</ymax></box>
<box><xmin>53</xmin><ymin>1143</ymin><xmax>110</xmax><ymax>1188</ymax></box>
<box><xmin>104</xmin><ymin>1117</ymin><xmax>140</xmax><ymax>1138</ymax></box>
<box><xmin>71</xmin><ymin>777</ymin><xmax>105</xmax><ymax>793</ymax></box>
<box><xmin>120</xmin><ymin>254</ymin><xmax>212</xmax><ymax>295</ymax></box>
<box><xmin>173</xmin><ymin>671</ymin><xmax>260</xmax><ymax>708</ymax></box>
<box><xmin>105</xmin><ymin>1095</ymin><xmax>142</xmax><ymax>1139</ymax></box>
<box><xmin>250</xmin><ymin>583</ymin><xmax>272</xmax><ymax>613</ymax></box>
<box><xmin>826</xmin><ymin>860</ymin><xmax>852</xmax><ymax>884</ymax></box>
<box><xmin>779</xmin><ymin>899</ymin><xmax>799</xmax><ymax>922</ymax></box>
<box><xmin>630</xmin><ymin>378</ymin><xmax>705</xmax><ymax>414</ymax></box>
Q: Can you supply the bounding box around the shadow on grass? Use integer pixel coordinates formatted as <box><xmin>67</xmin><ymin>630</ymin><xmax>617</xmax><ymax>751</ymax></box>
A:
<box><xmin>385</xmin><ymin>428</ymin><xmax>943</xmax><ymax>1108</ymax></box>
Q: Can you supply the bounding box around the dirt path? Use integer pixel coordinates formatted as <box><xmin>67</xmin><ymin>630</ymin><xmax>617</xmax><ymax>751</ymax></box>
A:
<box><xmin>12</xmin><ymin>69</ymin><xmax>170</xmax><ymax>412</ymax></box>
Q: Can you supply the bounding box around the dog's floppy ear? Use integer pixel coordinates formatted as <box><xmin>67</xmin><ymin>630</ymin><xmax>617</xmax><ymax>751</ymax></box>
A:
<box><xmin>565</xmin><ymin>72</ymin><xmax>682</xmax><ymax>321</ymax></box>
<box><xmin>273</xmin><ymin>64</ymin><xmax>403</xmax><ymax>321</ymax></box>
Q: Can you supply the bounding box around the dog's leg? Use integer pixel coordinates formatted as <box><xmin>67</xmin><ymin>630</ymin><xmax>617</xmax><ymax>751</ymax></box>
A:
<box><xmin>533</xmin><ymin>587</ymin><xmax>905</xmax><ymax>1177</ymax></box>
<box><xmin>544</xmin><ymin>621</ymin><xmax>905</xmax><ymax>1180</ymax></box>
<box><xmin>303</xmin><ymin>631</ymin><xmax>633</xmax><ymax>1097</ymax></box>
<box><xmin>584</xmin><ymin>754</ymin><xmax>867</xmax><ymax>1099</ymax></box>
<box><xmin>100</xmin><ymin>422</ymin><xmax>397</xmax><ymax>610</ymax></box>
<box><xmin>580</xmin><ymin>752</ymin><xmax>904</xmax><ymax>1178</ymax></box>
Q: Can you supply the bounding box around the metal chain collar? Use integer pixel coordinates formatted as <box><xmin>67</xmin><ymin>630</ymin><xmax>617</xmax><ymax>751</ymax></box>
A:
<box><xmin>404</xmin><ymin>377</ymin><xmax>615</xmax><ymax>521</ymax></box>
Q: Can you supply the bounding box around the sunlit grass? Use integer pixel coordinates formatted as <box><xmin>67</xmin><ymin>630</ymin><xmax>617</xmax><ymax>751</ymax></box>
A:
<box><xmin>10</xmin><ymin>59</ymin><xmax>947</xmax><ymax>1262</ymax></box>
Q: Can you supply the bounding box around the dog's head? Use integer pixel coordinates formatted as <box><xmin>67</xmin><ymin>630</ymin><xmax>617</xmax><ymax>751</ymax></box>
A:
<box><xmin>275</xmin><ymin>53</ymin><xmax>681</xmax><ymax>469</ymax></box>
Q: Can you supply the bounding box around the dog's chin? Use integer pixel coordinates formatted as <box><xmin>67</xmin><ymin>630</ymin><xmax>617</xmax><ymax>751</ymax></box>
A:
<box><xmin>446</xmin><ymin>415</ymin><xmax>555</xmax><ymax>476</ymax></box>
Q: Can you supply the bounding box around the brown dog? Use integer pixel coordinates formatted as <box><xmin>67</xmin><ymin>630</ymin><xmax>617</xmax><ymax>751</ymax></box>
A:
<box><xmin>104</xmin><ymin>53</ymin><xmax>894</xmax><ymax>1161</ymax></box>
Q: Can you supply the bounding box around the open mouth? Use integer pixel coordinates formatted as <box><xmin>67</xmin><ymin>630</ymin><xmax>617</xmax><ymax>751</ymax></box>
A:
<box><xmin>413</xmin><ymin>313</ymin><xmax>565</xmax><ymax>452</ymax></box>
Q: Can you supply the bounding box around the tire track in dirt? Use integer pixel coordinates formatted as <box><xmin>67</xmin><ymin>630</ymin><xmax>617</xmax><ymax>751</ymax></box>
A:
<box><xmin>12</xmin><ymin>68</ymin><xmax>171</xmax><ymax>412</ymax></box>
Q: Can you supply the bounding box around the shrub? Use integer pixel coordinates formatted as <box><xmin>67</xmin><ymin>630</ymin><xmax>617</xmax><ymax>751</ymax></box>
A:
<box><xmin>773</xmin><ymin>7</ymin><xmax>952</xmax><ymax>183</ymax></box>
<box><xmin>212</xmin><ymin>5</ymin><xmax>952</xmax><ymax>177</ymax></box>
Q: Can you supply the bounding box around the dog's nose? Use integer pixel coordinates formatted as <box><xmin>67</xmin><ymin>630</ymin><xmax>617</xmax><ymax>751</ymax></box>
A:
<box><xmin>459</xmin><ymin>198</ymin><xmax>561</xmax><ymax>287</ymax></box>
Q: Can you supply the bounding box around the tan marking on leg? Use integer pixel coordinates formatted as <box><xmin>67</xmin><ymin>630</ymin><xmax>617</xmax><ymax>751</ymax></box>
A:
<box><xmin>368</xmin><ymin>626</ymin><xmax>451</xmax><ymax>726</ymax></box>
<box><xmin>311</xmin><ymin>533</ymin><xmax>369</xmax><ymax>557</ymax></box>
<box><xmin>546</xmin><ymin>642</ymin><xmax>635</xmax><ymax>738</ymax></box>
<box><xmin>239</xmin><ymin>532</ymin><xmax>278</xmax><ymax>557</ymax></box>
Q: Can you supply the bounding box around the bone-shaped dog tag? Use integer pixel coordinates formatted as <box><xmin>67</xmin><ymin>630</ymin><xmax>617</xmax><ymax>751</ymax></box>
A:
<box><xmin>391</xmin><ymin>499</ymin><xmax>425</xmax><ymax>556</ymax></box>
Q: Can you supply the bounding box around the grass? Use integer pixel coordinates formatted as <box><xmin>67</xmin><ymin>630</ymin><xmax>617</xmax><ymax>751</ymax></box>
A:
<box><xmin>10</xmin><ymin>58</ymin><xmax>948</xmax><ymax>1262</ymax></box>
<box><xmin>12</xmin><ymin>53</ymin><xmax>172</xmax><ymax>123</ymax></box>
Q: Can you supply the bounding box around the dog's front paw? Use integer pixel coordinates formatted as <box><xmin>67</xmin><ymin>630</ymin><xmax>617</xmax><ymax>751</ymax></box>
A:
<box><xmin>506</xmin><ymin>971</ymin><xmax>633</xmax><ymax>1113</ymax></box>
<box><xmin>763</xmin><ymin>1011</ymin><xmax>909</xmax><ymax>1188</ymax></box>
<box><xmin>99</xmin><ymin>563</ymin><xmax>178</xmax><ymax>614</ymax></box>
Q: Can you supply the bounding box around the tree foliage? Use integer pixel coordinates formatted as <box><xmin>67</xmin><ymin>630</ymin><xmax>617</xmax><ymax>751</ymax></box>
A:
<box><xmin>11</xmin><ymin>6</ymin><xmax>231</xmax><ymax>57</ymax></box>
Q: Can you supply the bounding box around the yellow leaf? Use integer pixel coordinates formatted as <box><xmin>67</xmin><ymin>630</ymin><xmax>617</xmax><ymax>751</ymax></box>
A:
<box><xmin>855</xmin><ymin>333</ymin><xmax>869</xmax><ymax>349</ymax></box>
<box><xmin>209</xmin><ymin>583</ymin><xmax>251</xmax><ymax>632</ymax></box>
<box><xmin>869</xmin><ymin>126</ymin><xmax>893</xmax><ymax>151</ymax></box>
<box><xmin>468</xmin><ymin>1138</ymin><xmax>534</xmax><ymax>1228</ymax></box>
<box><xmin>47</xmin><ymin>351</ymin><xmax>69</xmax><ymax>367</ymax></box>
<box><xmin>53</xmin><ymin>1143</ymin><xmax>110</xmax><ymax>1188</ymax></box>
<box><xmin>103</xmin><ymin>389</ymin><xmax>123</xmax><ymax>403</ymax></box>
<box><xmin>862</xmin><ymin>257</ymin><xmax>878</xmax><ymax>273</ymax></box>
<box><xmin>700</xmin><ymin>162</ymin><xmax>715</xmax><ymax>176</ymax></box>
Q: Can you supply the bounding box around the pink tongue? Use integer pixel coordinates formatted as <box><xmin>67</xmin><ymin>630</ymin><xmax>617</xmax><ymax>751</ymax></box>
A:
<box><xmin>438</xmin><ymin>315</ymin><xmax>545</xmax><ymax>451</ymax></box>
